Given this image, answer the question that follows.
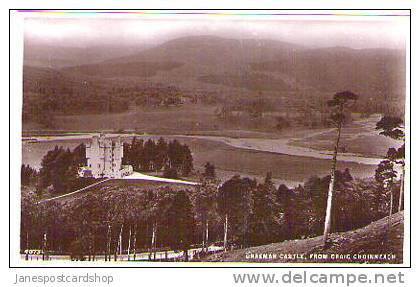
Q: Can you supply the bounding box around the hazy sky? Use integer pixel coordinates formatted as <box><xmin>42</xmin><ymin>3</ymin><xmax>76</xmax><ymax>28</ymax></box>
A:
<box><xmin>25</xmin><ymin>17</ymin><xmax>408</xmax><ymax>50</ymax></box>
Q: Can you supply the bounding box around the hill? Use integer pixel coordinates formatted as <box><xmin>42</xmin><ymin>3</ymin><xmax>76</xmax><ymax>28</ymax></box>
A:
<box><xmin>104</xmin><ymin>36</ymin><xmax>301</xmax><ymax>66</ymax></box>
<box><xmin>22</xmin><ymin>36</ymin><xmax>406</xmax><ymax>131</ymax></box>
<box><xmin>24</xmin><ymin>42</ymin><xmax>151</xmax><ymax>68</ymax></box>
<box><xmin>203</xmin><ymin>211</ymin><xmax>404</xmax><ymax>264</ymax></box>
<box><xmin>25</xmin><ymin>36</ymin><xmax>406</xmax><ymax>99</ymax></box>
<box><xmin>251</xmin><ymin>47</ymin><xmax>405</xmax><ymax>95</ymax></box>
<box><xmin>61</xmin><ymin>36</ymin><xmax>405</xmax><ymax>95</ymax></box>
<box><xmin>41</xmin><ymin>177</ymin><xmax>197</xmax><ymax>206</ymax></box>
<box><xmin>60</xmin><ymin>36</ymin><xmax>301</xmax><ymax>92</ymax></box>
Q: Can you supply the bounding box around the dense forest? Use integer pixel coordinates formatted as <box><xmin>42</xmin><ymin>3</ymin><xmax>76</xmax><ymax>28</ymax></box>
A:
<box><xmin>123</xmin><ymin>137</ymin><xmax>194</xmax><ymax>178</ymax></box>
<box><xmin>23</xmin><ymin>66</ymin><xmax>404</xmax><ymax>132</ymax></box>
<box><xmin>20</xmin><ymin>109</ymin><xmax>405</xmax><ymax>261</ymax></box>
<box><xmin>20</xmin><ymin>167</ymin><xmax>402</xmax><ymax>261</ymax></box>
<box><xmin>22</xmin><ymin>67</ymin><xmax>189</xmax><ymax>128</ymax></box>
<box><xmin>22</xmin><ymin>36</ymin><xmax>405</xmax><ymax>131</ymax></box>
<box><xmin>23</xmin><ymin>65</ymin><xmax>404</xmax><ymax>131</ymax></box>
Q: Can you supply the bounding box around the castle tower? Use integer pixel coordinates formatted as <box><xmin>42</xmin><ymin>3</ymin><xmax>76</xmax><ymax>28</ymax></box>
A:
<box><xmin>85</xmin><ymin>134</ymin><xmax>125</xmax><ymax>178</ymax></box>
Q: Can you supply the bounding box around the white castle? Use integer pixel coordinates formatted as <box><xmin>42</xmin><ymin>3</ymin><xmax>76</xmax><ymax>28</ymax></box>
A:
<box><xmin>78</xmin><ymin>134</ymin><xmax>133</xmax><ymax>179</ymax></box>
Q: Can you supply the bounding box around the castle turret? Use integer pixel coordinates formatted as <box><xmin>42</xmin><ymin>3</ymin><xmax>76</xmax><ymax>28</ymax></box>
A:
<box><xmin>81</xmin><ymin>134</ymin><xmax>132</xmax><ymax>179</ymax></box>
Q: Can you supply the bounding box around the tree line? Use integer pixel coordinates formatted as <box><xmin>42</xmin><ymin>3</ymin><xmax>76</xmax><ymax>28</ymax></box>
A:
<box><xmin>22</xmin><ymin>144</ymin><xmax>93</xmax><ymax>196</ymax></box>
<box><xmin>123</xmin><ymin>137</ymin><xmax>194</xmax><ymax>178</ymax></box>
<box><xmin>23</xmin><ymin>67</ymin><xmax>193</xmax><ymax>128</ymax></box>
<box><xmin>21</xmin><ymin>165</ymin><xmax>401</xmax><ymax>261</ymax></box>
<box><xmin>22</xmin><ymin>137</ymin><xmax>195</xmax><ymax>196</ymax></box>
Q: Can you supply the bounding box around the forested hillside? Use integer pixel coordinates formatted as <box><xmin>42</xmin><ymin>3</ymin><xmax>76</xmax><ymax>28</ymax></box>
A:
<box><xmin>23</xmin><ymin>36</ymin><xmax>405</xmax><ymax>131</ymax></box>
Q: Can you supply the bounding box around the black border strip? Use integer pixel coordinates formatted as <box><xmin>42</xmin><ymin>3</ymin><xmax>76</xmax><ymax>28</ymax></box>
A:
<box><xmin>9</xmin><ymin>8</ymin><xmax>412</xmax><ymax>269</ymax></box>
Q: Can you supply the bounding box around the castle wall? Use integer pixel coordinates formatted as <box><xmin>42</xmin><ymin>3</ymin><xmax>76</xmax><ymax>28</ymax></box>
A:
<box><xmin>85</xmin><ymin>135</ymin><xmax>124</xmax><ymax>178</ymax></box>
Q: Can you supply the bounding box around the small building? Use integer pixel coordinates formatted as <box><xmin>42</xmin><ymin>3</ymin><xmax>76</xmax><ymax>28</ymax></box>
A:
<box><xmin>79</xmin><ymin>134</ymin><xmax>133</xmax><ymax>179</ymax></box>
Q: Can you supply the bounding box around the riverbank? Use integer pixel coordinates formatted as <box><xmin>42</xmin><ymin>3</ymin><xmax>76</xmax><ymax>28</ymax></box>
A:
<box><xmin>22</xmin><ymin>115</ymin><xmax>390</xmax><ymax>185</ymax></box>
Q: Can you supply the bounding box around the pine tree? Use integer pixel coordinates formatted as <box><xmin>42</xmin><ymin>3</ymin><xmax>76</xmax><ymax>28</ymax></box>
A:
<box><xmin>217</xmin><ymin>176</ymin><xmax>255</xmax><ymax>249</ymax></box>
<box><xmin>375</xmin><ymin>160</ymin><xmax>397</xmax><ymax>215</ymax></box>
<box><xmin>166</xmin><ymin>191</ymin><xmax>195</xmax><ymax>261</ymax></box>
<box><xmin>143</xmin><ymin>139</ymin><xmax>157</xmax><ymax>171</ymax></box>
<box><xmin>376</xmin><ymin>116</ymin><xmax>405</xmax><ymax>211</ymax></box>
<box><xmin>249</xmin><ymin>173</ymin><xmax>277</xmax><ymax>245</ymax></box>
<box><xmin>180</xmin><ymin>144</ymin><xmax>193</xmax><ymax>176</ymax></box>
<box><xmin>21</xmin><ymin>164</ymin><xmax>38</xmax><ymax>186</ymax></box>
<box><xmin>168</xmin><ymin>140</ymin><xmax>183</xmax><ymax>171</ymax></box>
<box><xmin>192</xmin><ymin>178</ymin><xmax>219</xmax><ymax>251</ymax></box>
<box><xmin>203</xmin><ymin>162</ymin><xmax>216</xmax><ymax>179</ymax></box>
<box><xmin>323</xmin><ymin>91</ymin><xmax>358</xmax><ymax>246</ymax></box>
<box><xmin>155</xmin><ymin>137</ymin><xmax>168</xmax><ymax>172</ymax></box>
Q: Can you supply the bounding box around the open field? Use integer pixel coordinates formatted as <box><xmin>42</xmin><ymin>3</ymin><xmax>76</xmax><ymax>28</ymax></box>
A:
<box><xmin>289</xmin><ymin>114</ymin><xmax>401</xmax><ymax>157</ymax></box>
<box><xmin>34</xmin><ymin>104</ymin><xmax>285</xmax><ymax>136</ymax></box>
<box><xmin>47</xmin><ymin>178</ymin><xmax>197</xmax><ymax>205</ymax></box>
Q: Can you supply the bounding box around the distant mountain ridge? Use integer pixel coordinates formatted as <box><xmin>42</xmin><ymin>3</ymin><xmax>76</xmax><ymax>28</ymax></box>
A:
<box><xmin>24</xmin><ymin>42</ymin><xmax>152</xmax><ymax>68</ymax></box>
<box><xmin>24</xmin><ymin>35</ymin><xmax>405</xmax><ymax>96</ymax></box>
<box><xmin>53</xmin><ymin>36</ymin><xmax>404</xmax><ymax>95</ymax></box>
<box><xmin>104</xmin><ymin>36</ymin><xmax>302</xmax><ymax>65</ymax></box>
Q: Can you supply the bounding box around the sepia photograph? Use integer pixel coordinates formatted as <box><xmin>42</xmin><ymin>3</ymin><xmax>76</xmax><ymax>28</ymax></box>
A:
<box><xmin>17</xmin><ymin>10</ymin><xmax>409</xmax><ymax>265</ymax></box>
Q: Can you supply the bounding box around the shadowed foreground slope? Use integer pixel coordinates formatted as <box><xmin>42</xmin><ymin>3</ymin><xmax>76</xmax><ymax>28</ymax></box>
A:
<box><xmin>204</xmin><ymin>211</ymin><xmax>404</xmax><ymax>264</ymax></box>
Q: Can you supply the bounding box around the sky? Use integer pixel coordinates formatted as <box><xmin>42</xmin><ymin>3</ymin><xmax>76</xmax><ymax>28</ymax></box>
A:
<box><xmin>24</xmin><ymin>16</ymin><xmax>408</xmax><ymax>50</ymax></box>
